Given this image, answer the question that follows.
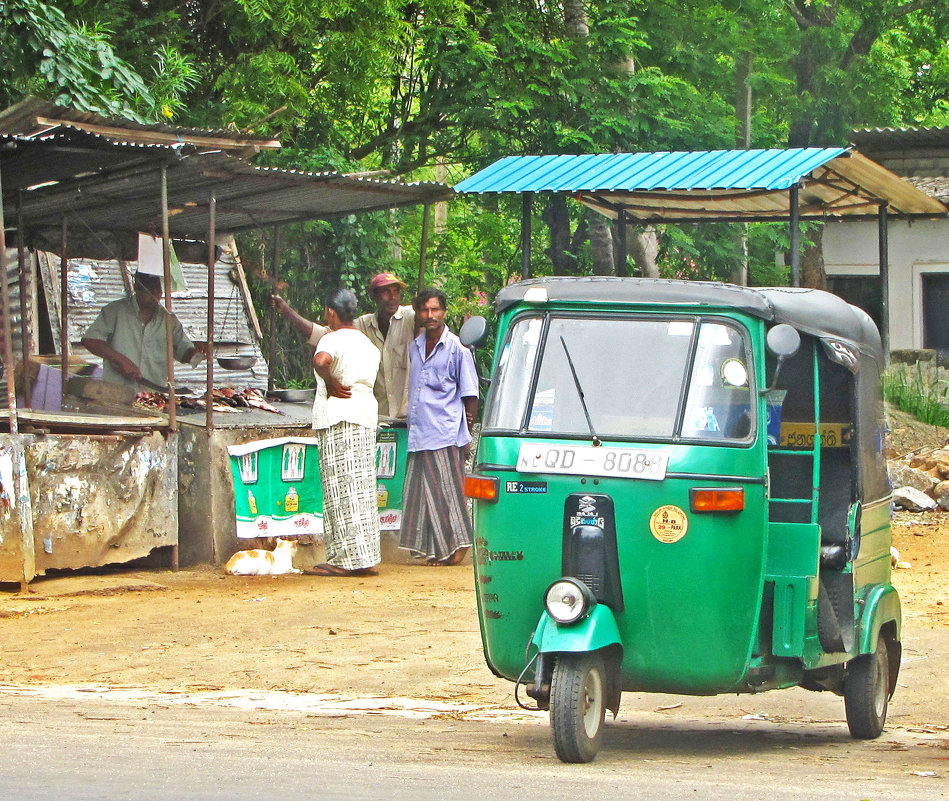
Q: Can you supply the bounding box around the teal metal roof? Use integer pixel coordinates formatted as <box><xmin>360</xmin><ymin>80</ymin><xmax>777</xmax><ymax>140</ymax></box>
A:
<box><xmin>454</xmin><ymin>148</ymin><xmax>947</xmax><ymax>221</ymax></box>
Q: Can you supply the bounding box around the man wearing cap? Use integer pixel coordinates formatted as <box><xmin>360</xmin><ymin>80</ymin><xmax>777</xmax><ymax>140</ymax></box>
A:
<box><xmin>272</xmin><ymin>272</ymin><xmax>415</xmax><ymax>419</ymax></box>
<box><xmin>81</xmin><ymin>272</ymin><xmax>206</xmax><ymax>389</ymax></box>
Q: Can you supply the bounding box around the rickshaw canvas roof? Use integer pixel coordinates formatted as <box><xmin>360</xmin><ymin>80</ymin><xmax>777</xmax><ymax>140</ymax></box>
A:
<box><xmin>454</xmin><ymin>149</ymin><xmax>947</xmax><ymax>220</ymax></box>
<box><xmin>496</xmin><ymin>277</ymin><xmax>884</xmax><ymax>362</ymax></box>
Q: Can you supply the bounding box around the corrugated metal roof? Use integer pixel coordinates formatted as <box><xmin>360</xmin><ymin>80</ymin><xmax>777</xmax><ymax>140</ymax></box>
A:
<box><xmin>454</xmin><ymin>148</ymin><xmax>947</xmax><ymax>221</ymax></box>
<box><xmin>456</xmin><ymin>149</ymin><xmax>848</xmax><ymax>192</ymax></box>
<box><xmin>4</xmin><ymin>138</ymin><xmax>454</xmax><ymax>259</ymax></box>
<box><xmin>0</xmin><ymin>96</ymin><xmax>280</xmax><ymax>153</ymax></box>
<box><xmin>851</xmin><ymin>126</ymin><xmax>949</xmax><ymax>152</ymax></box>
<box><xmin>907</xmin><ymin>176</ymin><xmax>949</xmax><ymax>201</ymax></box>
<box><xmin>39</xmin><ymin>251</ymin><xmax>268</xmax><ymax>391</ymax></box>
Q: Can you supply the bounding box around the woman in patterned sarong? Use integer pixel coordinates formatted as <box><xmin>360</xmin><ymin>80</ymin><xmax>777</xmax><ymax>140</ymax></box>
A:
<box><xmin>306</xmin><ymin>289</ymin><xmax>381</xmax><ymax>577</ymax></box>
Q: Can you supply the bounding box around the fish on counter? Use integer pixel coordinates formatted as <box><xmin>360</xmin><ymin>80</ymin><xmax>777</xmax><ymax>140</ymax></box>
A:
<box><xmin>134</xmin><ymin>386</ymin><xmax>283</xmax><ymax>415</ymax></box>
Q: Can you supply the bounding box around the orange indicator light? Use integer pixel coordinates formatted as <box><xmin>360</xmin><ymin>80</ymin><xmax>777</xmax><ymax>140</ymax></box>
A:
<box><xmin>464</xmin><ymin>474</ymin><xmax>499</xmax><ymax>502</ymax></box>
<box><xmin>690</xmin><ymin>488</ymin><xmax>745</xmax><ymax>512</ymax></box>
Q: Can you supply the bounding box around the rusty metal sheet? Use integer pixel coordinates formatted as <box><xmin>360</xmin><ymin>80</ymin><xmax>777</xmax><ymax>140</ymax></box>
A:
<box><xmin>25</xmin><ymin>431</ymin><xmax>177</xmax><ymax>574</ymax></box>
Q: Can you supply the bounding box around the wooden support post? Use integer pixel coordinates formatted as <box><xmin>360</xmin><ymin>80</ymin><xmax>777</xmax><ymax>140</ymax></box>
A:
<box><xmin>160</xmin><ymin>165</ymin><xmax>177</xmax><ymax>431</ymax></box>
<box><xmin>267</xmin><ymin>225</ymin><xmax>281</xmax><ymax>394</ymax></box>
<box><xmin>878</xmin><ymin>202</ymin><xmax>890</xmax><ymax>361</ymax></box>
<box><xmin>0</xmin><ymin>169</ymin><xmax>35</xmax><ymax>590</ymax></box>
<box><xmin>59</xmin><ymin>217</ymin><xmax>68</xmax><ymax>408</ymax></box>
<box><xmin>206</xmin><ymin>194</ymin><xmax>217</xmax><ymax>433</ymax></box>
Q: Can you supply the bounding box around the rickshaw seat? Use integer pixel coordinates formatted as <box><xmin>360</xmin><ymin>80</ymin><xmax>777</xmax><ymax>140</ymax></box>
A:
<box><xmin>817</xmin><ymin>449</ymin><xmax>852</xmax><ymax>547</ymax></box>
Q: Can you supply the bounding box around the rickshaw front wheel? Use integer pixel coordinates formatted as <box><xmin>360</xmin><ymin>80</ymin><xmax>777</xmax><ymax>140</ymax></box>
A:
<box><xmin>550</xmin><ymin>652</ymin><xmax>607</xmax><ymax>763</ymax></box>
<box><xmin>844</xmin><ymin>636</ymin><xmax>890</xmax><ymax>739</ymax></box>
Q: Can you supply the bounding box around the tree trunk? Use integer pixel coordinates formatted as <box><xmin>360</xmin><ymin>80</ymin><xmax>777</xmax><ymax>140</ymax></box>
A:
<box><xmin>789</xmin><ymin>28</ymin><xmax>826</xmax><ymax>288</ymax></box>
<box><xmin>563</xmin><ymin>0</ymin><xmax>589</xmax><ymax>39</ymax></box>
<box><xmin>543</xmin><ymin>195</ymin><xmax>577</xmax><ymax>275</ymax></box>
<box><xmin>589</xmin><ymin>213</ymin><xmax>614</xmax><ymax>275</ymax></box>
<box><xmin>801</xmin><ymin>227</ymin><xmax>828</xmax><ymax>290</ymax></box>
<box><xmin>628</xmin><ymin>225</ymin><xmax>660</xmax><ymax>278</ymax></box>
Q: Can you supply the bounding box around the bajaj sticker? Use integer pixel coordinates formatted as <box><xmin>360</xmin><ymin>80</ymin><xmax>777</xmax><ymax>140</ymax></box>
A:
<box><xmin>650</xmin><ymin>505</ymin><xmax>688</xmax><ymax>543</ymax></box>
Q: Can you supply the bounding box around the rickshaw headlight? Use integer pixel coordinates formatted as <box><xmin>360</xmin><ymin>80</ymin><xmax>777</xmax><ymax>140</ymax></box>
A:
<box><xmin>544</xmin><ymin>578</ymin><xmax>596</xmax><ymax>625</ymax></box>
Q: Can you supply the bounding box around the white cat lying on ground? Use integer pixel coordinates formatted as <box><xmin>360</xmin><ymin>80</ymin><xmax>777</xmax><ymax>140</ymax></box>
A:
<box><xmin>225</xmin><ymin>538</ymin><xmax>301</xmax><ymax>576</ymax></box>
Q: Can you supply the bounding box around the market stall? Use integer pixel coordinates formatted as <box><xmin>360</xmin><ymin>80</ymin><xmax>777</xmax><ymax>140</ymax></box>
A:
<box><xmin>0</xmin><ymin>98</ymin><xmax>452</xmax><ymax>586</ymax></box>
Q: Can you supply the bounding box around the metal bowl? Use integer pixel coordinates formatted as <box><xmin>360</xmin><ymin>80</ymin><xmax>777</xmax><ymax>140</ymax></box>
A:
<box><xmin>270</xmin><ymin>388</ymin><xmax>316</xmax><ymax>404</ymax></box>
<box><xmin>216</xmin><ymin>355</ymin><xmax>257</xmax><ymax>370</ymax></box>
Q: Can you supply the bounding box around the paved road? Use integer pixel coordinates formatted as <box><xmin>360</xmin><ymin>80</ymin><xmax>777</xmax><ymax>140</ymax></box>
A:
<box><xmin>1</xmin><ymin>690</ymin><xmax>945</xmax><ymax>800</ymax></box>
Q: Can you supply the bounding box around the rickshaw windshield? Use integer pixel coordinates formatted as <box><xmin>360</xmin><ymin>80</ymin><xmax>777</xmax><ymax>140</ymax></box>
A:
<box><xmin>484</xmin><ymin>313</ymin><xmax>754</xmax><ymax>442</ymax></box>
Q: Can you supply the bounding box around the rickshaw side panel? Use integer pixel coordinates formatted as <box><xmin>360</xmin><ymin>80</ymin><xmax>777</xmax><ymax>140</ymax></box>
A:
<box><xmin>765</xmin><ymin>521</ymin><xmax>820</xmax><ymax>658</ymax></box>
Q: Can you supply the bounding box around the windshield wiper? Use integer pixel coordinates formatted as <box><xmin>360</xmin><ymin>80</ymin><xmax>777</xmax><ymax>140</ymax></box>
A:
<box><xmin>559</xmin><ymin>336</ymin><xmax>601</xmax><ymax>447</ymax></box>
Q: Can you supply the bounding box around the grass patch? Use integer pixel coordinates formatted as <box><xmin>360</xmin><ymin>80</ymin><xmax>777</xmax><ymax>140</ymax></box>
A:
<box><xmin>883</xmin><ymin>362</ymin><xmax>949</xmax><ymax>428</ymax></box>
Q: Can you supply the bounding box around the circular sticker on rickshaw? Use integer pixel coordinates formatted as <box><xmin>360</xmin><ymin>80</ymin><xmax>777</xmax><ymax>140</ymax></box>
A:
<box><xmin>649</xmin><ymin>505</ymin><xmax>689</xmax><ymax>543</ymax></box>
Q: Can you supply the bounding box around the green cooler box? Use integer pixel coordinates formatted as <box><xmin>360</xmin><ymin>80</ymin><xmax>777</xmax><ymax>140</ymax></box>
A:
<box><xmin>228</xmin><ymin>424</ymin><xmax>408</xmax><ymax>539</ymax></box>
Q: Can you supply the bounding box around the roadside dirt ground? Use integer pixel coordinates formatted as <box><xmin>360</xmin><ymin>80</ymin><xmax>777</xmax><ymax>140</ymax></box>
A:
<box><xmin>0</xmin><ymin>406</ymin><xmax>947</xmax><ymax>734</ymax></box>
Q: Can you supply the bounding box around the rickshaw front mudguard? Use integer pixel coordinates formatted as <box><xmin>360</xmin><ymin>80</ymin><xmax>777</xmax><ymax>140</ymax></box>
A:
<box><xmin>526</xmin><ymin>607</ymin><xmax>623</xmax><ymax>712</ymax></box>
<box><xmin>532</xmin><ymin>605</ymin><xmax>623</xmax><ymax>654</ymax></box>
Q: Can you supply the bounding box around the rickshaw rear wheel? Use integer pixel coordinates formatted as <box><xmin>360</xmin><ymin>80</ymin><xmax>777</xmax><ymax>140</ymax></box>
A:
<box><xmin>550</xmin><ymin>652</ymin><xmax>606</xmax><ymax>763</ymax></box>
<box><xmin>844</xmin><ymin>636</ymin><xmax>889</xmax><ymax>739</ymax></box>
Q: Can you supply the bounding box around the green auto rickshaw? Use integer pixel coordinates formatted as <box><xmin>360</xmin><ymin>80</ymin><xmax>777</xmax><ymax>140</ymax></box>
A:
<box><xmin>462</xmin><ymin>277</ymin><xmax>901</xmax><ymax>763</ymax></box>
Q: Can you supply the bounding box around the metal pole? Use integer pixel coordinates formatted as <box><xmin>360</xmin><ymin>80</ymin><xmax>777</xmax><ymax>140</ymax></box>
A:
<box><xmin>789</xmin><ymin>184</ymin><xmax>800</xmax><ymax>287</ymax></box>
<box><xmin>417</xmin><ymin>204</ymin><xmax>430</xmax><ymax>292</ymax></box>
<box><xmin>206</xmin><ymin>194</ymin><xmax>217</xmax><ymax>433</ymax></box>
<box><xmin>878</xmin><ymin>202</ymin><xmax>890</xmax><ymax>361</ymax></box>
<box><xmin>616</xmin><ymin>209</ymin><xmax>628</xmax><ymax>277</ymax></box>
<box><xmin>0</xmin><ymin>167</ymin><xmax>18</xmax><ymax>431</ymax></box>
<box><xmin>59</xmin><ymin>217</ymin><xmax>68</xmax><ymax>405</ymax></box>
<box><xmin>160</xmin><ymin>165</ymin><xmax>177</xmax><ymax>431</ymax></box>
<box><xmin>0</xmin><ymin>166</ymin><xmax>17</xmax><ymax>434</ymax></box>
<box><xmin>16</xmin><ymin>194</ymin><xmax>32</xmax><ymax>408</ymax></box>
<box><xmin>267</xmin><ymin>225</ymin><xmax>281</xmax><ymax>394</ymax></box>
<box><xmin>521</xmin><ymin>193</ymin><xmax>532</xmax><ymax>280</ymax></box>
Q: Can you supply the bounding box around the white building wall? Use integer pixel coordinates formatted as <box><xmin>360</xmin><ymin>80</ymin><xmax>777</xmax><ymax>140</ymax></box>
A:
<box><xmin>823</xmin><ymin>218</ymin><xmax>949</xmax><ymax>350</ymax></box>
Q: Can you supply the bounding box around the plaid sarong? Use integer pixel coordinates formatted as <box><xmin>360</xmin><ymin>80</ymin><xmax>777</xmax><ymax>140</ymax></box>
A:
<box><xmin>316</xmin><ymin>421</ymin><xmax>380</xmax><ymax>570</ymax></box>
<box><xmin>399</xmin><ymin>446</ymin><xmax>472</xmax><ymax>561</ymax></box>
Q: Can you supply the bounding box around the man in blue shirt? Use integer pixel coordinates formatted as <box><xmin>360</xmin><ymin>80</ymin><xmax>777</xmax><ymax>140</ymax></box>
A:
<box><xmin>400</xmin><ymin>287</ymin><xmax>479</xmax><ymax>565</ymax></box>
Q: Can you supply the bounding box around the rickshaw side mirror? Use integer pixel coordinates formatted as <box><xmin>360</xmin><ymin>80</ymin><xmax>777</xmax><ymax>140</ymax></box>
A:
<box><xmin>460</xmin><ymin>315</ymin><xmax>489</xmax><ymax>349</ymax></box>
<box><xmin>760</xmin><ymin>324</ymin><xmax>801</xmax><ymax>396</ymax></box>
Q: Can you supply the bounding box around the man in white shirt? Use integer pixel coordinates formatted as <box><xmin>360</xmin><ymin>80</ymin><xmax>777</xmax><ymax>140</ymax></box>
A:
<box><xmin>272</xmin><ymin>272</ymin><xmax>415</xmax><ymax>419</ymax></box>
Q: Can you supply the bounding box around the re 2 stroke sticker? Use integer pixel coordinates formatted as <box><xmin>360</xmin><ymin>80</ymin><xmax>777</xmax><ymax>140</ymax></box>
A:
<box><xmin>505</xmin><ymin>480</ymin><xmax>548</xmax><ymax>494</ymax></box>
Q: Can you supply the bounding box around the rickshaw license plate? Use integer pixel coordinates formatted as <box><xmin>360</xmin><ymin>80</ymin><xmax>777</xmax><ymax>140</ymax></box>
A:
<box><xmin>516</xmin><ymin>443</ymin><xmax>668</xmax><ymax>481</ymax></box>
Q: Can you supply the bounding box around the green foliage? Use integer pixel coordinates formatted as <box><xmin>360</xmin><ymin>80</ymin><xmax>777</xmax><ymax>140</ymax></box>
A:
<box><xmin>883</xmin><ymin>362</ymin><xmax>949</xmax><ymax>429</ymax></box>
<box><xmin>0</xmin><ymin>0</ymin><xmax>155</xmax><ymax>117</ymax></box>
<box><xmin>2</xmin><ymin>0</ymin><xmax>948</xmax><ymax>381</ymax></box>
